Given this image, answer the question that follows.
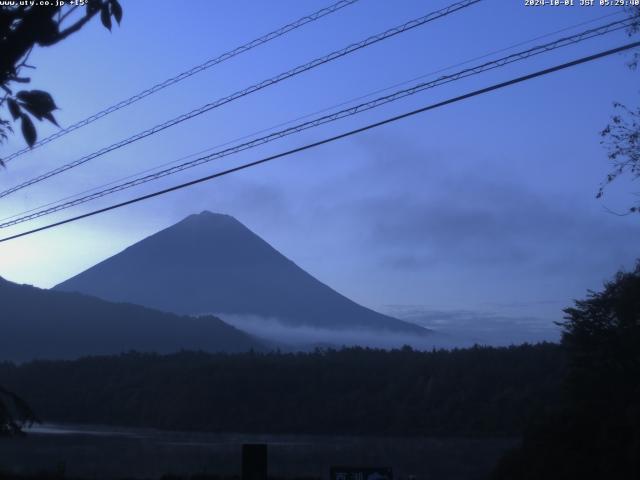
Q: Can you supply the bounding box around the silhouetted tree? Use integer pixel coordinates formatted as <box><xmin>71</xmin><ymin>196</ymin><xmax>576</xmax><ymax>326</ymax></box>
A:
<box><xmin>562</xmin><ymin>261</ymin><xmax>640</xmax><ymax>408</ymax></box>
<box><xmin>0</xmin><ymin>0</ymin><xmax>122</xmax><ymax>162</ymax></box>
<box><xmin>0</xmin><ymin>386</ymin><xmax>37</xmax><ymax>435</ymax></box>
<box><xmin>491</xmin><ymin>262</ymin><xmax>640</xmax><ymax>479</ymax></box>
<box><xmin>598</xmin><ymin>6</ymin><xmax>640</xmax><ymax>212</ymax></box>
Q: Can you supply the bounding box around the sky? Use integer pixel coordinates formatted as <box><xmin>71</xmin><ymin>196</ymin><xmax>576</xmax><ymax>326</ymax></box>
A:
<box><xmin>0</xmin><ymin>0</ymin><xmax>639</xmax><ymax>344</ymax></box>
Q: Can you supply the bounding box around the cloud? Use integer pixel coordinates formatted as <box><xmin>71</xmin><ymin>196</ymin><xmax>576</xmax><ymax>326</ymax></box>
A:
<box><xmin>290</xmin><ymin>133</ymin><xmax>640</xmax><ymax>278</ymax></box>
<box><xmin>383</xmin><ymin>305</ymin><xmax>561</xmax><ymax>346</ymax></box>
<box><xmin>214</xmin><ymin>313</ymin><xmax>460</xmax><ymax>350</ymax></box>
<box><xmin>184</xmin><ymin>132</ymin><xmax>638</xmax><ymax>325</ymax></box>
<box><xmin>214</xmin><ymin>310</ymin><xmax>559</xmax><ymax>351</ymax></box>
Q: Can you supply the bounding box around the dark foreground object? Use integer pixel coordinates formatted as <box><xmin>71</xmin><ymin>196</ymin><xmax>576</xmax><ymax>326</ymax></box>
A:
<box><xmin>242</xmin><ymin>444</ymin><xmax>267</xmax><ymax>480</ymax></box>
<box><xmin>490</xmin><ymin>263</ymin><xmax>640</xmax><ymax>479</ymax></box>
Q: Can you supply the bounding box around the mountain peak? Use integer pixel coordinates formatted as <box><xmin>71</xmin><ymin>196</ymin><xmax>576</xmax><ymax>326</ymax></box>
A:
<box><xmin>178</xmin><ymin>211</ymin><xmax>243</xmax><ymax>228</ymax></box>
<box><xmin>183</xmin><ymin>210</ymin><xmax>234</xmax><ymax>221</ymax></box>
<box><xmin>198</xmin><ymin>210</ymin><xmax>229</xmax><ymax>218</ymax></box>
<box><xmin>56</xmin><ymin>213</ymin><xmax>427</xmax><ymax>336</ymax></box>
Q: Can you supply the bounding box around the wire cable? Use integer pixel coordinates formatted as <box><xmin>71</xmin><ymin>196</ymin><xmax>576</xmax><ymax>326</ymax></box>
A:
<box><xmin>2</xmin><ymin>0</ymin><xmax>361</xmax><ymax>163</ymax></box>
<box><xmin>0</xmin><ymin>9</ymin><xmax>625</xmax><ymax>224</ymax></box>
<box><xmin>0</xmin><ymin>16</ymin><xmax>634</xmax><ymax>229</ymax></box>
<box><xmin>0</xmin><ymin>0</ymin><xmax>481</xmax><ymax>199</ymax></box>
<box><xmin>1</xmin><ymin>40</ymin><xmax>638</xmax><ymax>244</ymax></box>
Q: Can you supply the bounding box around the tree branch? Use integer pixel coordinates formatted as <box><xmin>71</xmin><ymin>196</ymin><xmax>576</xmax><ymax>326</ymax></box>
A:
<box><xmin>45</xmin><ymin>6</ymin><xmax>101</xmax><ymax>45</ymax></box>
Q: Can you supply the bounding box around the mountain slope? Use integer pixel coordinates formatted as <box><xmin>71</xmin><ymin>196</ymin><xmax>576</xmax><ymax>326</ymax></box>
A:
<box><xmin>55</xmin><ymin>211</ymin><xmax>426</xmax><ymax>335</ymax></box>
<box><xmin>0</xmin><ymin>277</ymin><xmax>262</xmax><ymax>362</ymax></box>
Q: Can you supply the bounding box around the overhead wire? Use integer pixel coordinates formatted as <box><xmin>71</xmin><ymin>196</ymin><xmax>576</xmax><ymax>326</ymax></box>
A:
<box><xmin>1</xmin><ymin>8</ymin><xmax>624</xmax><ymax>225</ymax></box>
<box><xmin>1</xmin><ymin>0</ymin><xmax>361</xmax><ymax>163</ymax></box>
<box><xmin>1</xmin><ymin>40</ymin><xmax>638</xmax><ymax>243</ymax></box>
<box><xmin>1</xmin><ymin>8</ymin><xmax>624</xmax><ymax>223</ymax></box>
<box><xmin>0</xmin><ymin>0</ymin><xmax>482</xmax><ymax>199</ymax></box>
<box><xmin>0</xmin><ymin>16</ymin><xmax>634</xmax><ymax>229</ymax></box>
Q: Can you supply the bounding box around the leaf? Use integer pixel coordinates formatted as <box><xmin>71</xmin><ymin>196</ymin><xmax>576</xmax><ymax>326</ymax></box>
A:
<box><xmin>101</xmin><ymin>4</ymin><xmax>112</xmax><ymax>30</ymax></box>
<box><xmin>7</xmin><ymin>97</ymin><xmax>21</xmax><ymax>120</ymax></box>
<box><xmin>34</xmin><ymin>16</ymin><xmax>60</xmax><ymax>46</ymax></box>
<box><xmin>42</xmin><ymin>112</ymin><xmax>59</xmax><ymax>127</ymax></box>
<box><xmin>110</xmin><ymin>0</ymin><xmax>123</xmax><ymax>24</ymax></box>
<box><xmin>20</xmin><ymin>114</ymin><xmax>36</xmax><ymax>147</ymax></box>
<box><xmin>16</xmin><ymin>90</ymin><xmax>57</xmax><ymax>120</ymax></box>
<box><xmin>16</xmin><ymin>90</ymin><xmax>57</xmax><ymax>111</ymax></box>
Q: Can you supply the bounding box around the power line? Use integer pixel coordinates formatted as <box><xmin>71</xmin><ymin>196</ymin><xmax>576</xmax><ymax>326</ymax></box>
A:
<box><xmin>0</xmin><ymin>0</ymin><xmax>481</xmax><ymax>199</ymax></box>
<box><xmin>1</xmin><ymin>40</ymin><xmax>638</xmax><ymax>244</ymax></box>
<box><xmin>0</xmin><ymin>16</ymin><xmax>633</xmax><ymax>229</ymax></box>
<box><xmin>2</xmin><ymin>0</ymin><xmax>361</xmax><ymax>163</ymax></box>
<box><xmin>1</xmin><ymin>17</ymin><xmax>632</xmax><ymax>227</ymax></box>
<box><xmin>1</xmin><ymin>9</ymin><xmax>624</xmax><ymax>225</ymax></box>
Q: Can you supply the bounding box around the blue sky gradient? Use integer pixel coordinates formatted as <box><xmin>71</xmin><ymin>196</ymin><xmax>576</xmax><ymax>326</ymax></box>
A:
<box><xmin>0</xmin><ymin>0</ymin><xmax>638</xmax><ymax>343</ymax></box>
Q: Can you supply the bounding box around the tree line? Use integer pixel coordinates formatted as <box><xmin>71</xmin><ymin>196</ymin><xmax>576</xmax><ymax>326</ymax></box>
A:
<box><xmin>0</xmin><ymin>343</ymin><xmax>564</xmax><ymax>437</ymax></box>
